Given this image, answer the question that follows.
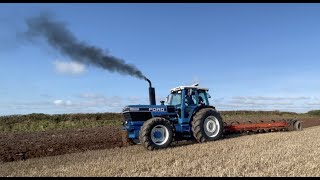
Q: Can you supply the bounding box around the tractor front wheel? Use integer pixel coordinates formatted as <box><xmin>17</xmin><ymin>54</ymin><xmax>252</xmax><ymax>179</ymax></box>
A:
<box><xmin>139</xmin><ymin>117</ymin><xmax>173</xmax><ymax>150</ymax></box>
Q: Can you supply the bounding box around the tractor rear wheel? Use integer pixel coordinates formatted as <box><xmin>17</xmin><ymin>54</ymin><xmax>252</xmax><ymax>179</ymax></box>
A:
<box><xmin>192</xmin><ymin>108</ymin><xmax>224</xmax><ymax>143</ymax></box>
<box><xmin>293</xmin><ymin>120</ymin><xmax>303</xmax><ymax>131</ymax></box>
<box><xmin>139</xmin><ymin>117</ymin><xmax>173</xmax><ymax>150</ymax></box>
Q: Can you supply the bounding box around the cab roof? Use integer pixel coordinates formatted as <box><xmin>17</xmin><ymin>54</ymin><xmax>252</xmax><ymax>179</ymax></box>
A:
<box><xmin>170</xmin><ymin>84</ymin><xmax>209</xmax><ymax>93</ymax></box>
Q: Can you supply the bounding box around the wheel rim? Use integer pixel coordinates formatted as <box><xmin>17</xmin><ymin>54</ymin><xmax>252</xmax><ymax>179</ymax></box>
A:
<box><xmin>150</xmin><ymin>125</ymin><xmax>169</xmax><ymax>145</ymax></box>
<box><xmin>204</xmin><ymin>116</ymin><xmax>220</xmax><ymax>137</ymax></box>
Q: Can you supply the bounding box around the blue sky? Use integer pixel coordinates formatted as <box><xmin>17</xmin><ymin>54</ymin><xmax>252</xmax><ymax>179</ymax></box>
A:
<box><xmin>0</xmin><ymin>3</ymin><xmax>320</xmax><ymax>115</ymax></box>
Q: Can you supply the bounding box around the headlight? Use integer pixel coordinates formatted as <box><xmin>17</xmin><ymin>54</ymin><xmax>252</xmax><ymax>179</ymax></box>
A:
<box><xmin>122</xmin><ymin>121</ymin><xmax>128</xmax><ymax>126</ymax></box>
<box><xmin>122</xmin><ymin>107</ymin><xmax>130</xmax><ymax>112</ymax></box>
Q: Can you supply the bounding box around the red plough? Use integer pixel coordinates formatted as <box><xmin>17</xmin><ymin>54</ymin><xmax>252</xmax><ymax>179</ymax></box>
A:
<box><xmin>223</xmin><ymin>118</ymin><xmax>302</xmax><ymax>134</ymax></box>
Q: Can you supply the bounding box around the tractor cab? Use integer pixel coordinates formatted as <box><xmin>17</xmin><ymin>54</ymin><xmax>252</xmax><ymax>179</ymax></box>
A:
<box><xmin>166</xmin><ymin>83</ymin><xmax>212</xmax><ymax>124</ymax></box>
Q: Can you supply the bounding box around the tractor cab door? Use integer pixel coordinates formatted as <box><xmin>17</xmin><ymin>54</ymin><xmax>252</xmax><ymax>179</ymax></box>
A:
<box><xmin>184</xmin><ymin>88</ymin><xmax>198</xmax><ymax>119</ymax></box>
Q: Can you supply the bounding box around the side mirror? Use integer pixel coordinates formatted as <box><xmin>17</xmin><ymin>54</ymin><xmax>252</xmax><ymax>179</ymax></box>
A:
<box><xmin>207</xmin><ymin>93</ymin><xmax>211</xmax><ymax>98</ymax></box>
<box><xmin>165</xmin><ymin>96</ymin><xmax>169</xmax><ymax>103</ymax></box>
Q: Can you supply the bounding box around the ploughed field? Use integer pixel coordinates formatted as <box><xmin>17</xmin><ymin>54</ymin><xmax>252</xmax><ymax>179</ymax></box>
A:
<box><xmin>0</xmin><ymin>126</ymin><xmax>122</xmax><ymax>162</ymax></box>
<box><xmin>1</xmin><ymin>112</ymin><xmax>320</xmax><ymax>163</ymax></box>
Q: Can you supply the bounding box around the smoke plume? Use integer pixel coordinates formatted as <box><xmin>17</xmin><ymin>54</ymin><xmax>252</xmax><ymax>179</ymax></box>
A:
<box><xmin>23</xmin><ymin>13</ymin><xmax>146</xmax><ymax>80</ymax></box>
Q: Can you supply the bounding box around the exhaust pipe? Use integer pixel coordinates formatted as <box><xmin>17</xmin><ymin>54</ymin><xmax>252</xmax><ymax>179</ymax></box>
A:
<box><xmin>145</xmin><ymin>77</ymin><xmax>156</xmax><ymax>105</ymax></box>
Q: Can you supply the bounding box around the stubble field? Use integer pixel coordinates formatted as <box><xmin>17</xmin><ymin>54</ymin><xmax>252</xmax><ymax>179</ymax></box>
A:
<box><xmin>1</xmin><ymin>125</ymin><xmax>320</xmax><ymax>177</ymax></box>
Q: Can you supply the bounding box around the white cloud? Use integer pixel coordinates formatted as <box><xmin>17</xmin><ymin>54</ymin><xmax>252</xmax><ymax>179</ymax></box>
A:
<box><xmin>1</xmin><ymin>94</ymin><xmax>320</xmax><ymax>115</ymax></box>
<box><xmin>53</xmin><ymin>100</ymin><xmax>72</xmax><ymax>106</ymax></box>
<box><xmin>53</xmin><ymin>60</ymin><xmax>86</xmax><ymax>75</ymax></box>
<box><xmin>79</xmin><ymin>93</ymin><xmax>106</xmax><ymax>101</ymax></box>
<box><xmin>212</xmin><ymin>97</ymin><xmax>225</xmax><ymax>103</ymax></box>
<box><xmin>306</xmin><ymin>102</ymin><xmax>320</xmax><ymax>105</ymax></box>
<box><xmin>232</xmin><ymin>96</ymin><xmax>311</xmax><ymax>101</ymax></box>
<box><xmin>210</xmin><ymin>95</ymin><xmax>320</xmax><ymax>113</ymax></box>
<box><xmin>230</xmin><ymin>100</ymin><xmax>293</xmax><ymax>106</ymax></box>
<box><xmin>78</xmin><ymin>93</ymin><xmax>124</xmax><ymax>107</ymax></box>
<box><xmin>66</xmin><ymin>100</ymin><xmax>72</xmax><ymax>106</ymax></box>
<box><xmin>53</xmin><ymin>100</ymin><xmax>63</xmax><ymax>105</ymax></box>
<box><xmin>127</xmin><ymin>96</ymin><xmax>141</xmax><ymax>104</ymax></box>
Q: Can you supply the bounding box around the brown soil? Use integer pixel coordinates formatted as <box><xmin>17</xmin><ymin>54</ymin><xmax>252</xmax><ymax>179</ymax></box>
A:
<box><xmin>1</xmin><ymin>118</ymin><xmax>319</xmax><ymax>163</ymax></box>
<box><xmin>0</xmin><ymin>126</ymin><xmax>122</xmax><ymax>163</ymax></box>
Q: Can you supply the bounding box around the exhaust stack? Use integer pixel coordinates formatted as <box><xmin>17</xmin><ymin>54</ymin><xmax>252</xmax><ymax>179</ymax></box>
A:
<box><xmin>145</xmin><ymin>78</ymin><xmax>156</xmax><ymax>105</ymax></box>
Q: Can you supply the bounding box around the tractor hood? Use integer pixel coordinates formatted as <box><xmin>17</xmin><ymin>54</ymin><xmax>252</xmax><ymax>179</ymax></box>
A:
<box><xmin>122</xmin><ymin>105</ymin><xmax>176</xmax><ymax>123</ymax></box>
<box><xmin>122</xmin><ymin>105</ymin><xmax>171</xmax><ymax>113</ymax></box>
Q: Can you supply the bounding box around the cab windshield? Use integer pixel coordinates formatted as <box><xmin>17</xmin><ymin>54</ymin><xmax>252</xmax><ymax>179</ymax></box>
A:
<box><xmin>168</xmin><ymin>91</ymin><xmax>182</xmax><ymax>106</ymax></box>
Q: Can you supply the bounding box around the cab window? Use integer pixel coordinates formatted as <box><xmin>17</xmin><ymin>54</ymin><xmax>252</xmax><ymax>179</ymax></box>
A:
<box><xmin>169</xmin><ymin>92</ymin><xmax>182</xmax><ymax>106</ymax></box>
<box><xmin>198</xmin><ymin>91</ymin><xmax>209</xmax><ymax>105</ymax></box>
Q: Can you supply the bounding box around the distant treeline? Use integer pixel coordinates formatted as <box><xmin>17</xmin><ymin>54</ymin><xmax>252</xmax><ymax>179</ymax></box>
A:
<box><xmin>306</xmin><ymin>110</ymin><xmax>320</xmax><ymax>116</ymax></box>
<box><xmin>0</xmin><ymin>112</ymin><xmax>123</xmax><ymax>123</ymax></box>
<box><xmin>0</xmin><ymin>110</ymin><xmax>319</xmax><ymax>134</ymax></box>
<box><xmin>0</xmin><ymin>113</ymin><xmax>123</xmax><ymax>133</ymax></box>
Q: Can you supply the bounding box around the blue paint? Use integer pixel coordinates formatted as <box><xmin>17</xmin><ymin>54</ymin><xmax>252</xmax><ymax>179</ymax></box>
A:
<box><xmin>153</xmin><ymin>131</ymin><xmax>162</xmax><ymax>139</ymax></box>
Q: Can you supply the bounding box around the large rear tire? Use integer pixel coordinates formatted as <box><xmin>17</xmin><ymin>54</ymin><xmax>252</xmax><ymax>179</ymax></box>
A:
<box><xmin>139</xmin><ymin>117</ymin><xmax>173</xmax><ymax>150</ymax></box>
<box><xmin>293</xmin><ymin>120</ymin><xmax>303</xmax><ymax>131</ymax></box>
<box><xmin>191</xmin><ymin>108</ymin><xmax>224</xmax><ymax>143</ymax></box>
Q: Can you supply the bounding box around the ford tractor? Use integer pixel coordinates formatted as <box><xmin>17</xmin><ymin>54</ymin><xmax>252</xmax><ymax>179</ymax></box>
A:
<box><xmin>121</xmin><ymin>78</ymin><xmax>302</xmax><ymax>150</ymax></box>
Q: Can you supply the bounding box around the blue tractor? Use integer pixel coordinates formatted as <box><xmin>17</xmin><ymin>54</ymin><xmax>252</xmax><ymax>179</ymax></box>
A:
<box><xmin>121</xmin><ymin>78</ymin><xmax>224</xmax><ymax>150</ymax></box>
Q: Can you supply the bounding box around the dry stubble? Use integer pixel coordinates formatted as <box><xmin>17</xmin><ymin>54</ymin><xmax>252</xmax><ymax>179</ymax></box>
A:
<box><xmin>1</xmin><ymin>126</ymin><xmax>320</xmax><ymax>177</ymax></box>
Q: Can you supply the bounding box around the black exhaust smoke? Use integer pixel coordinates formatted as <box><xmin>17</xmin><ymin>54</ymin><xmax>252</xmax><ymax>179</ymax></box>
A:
<box><xmin>22</xmin><ymin>12</ymin><xmax>156</xmax><ymax>106</ymax></box>
<box><xmin>22</xmin><ymin>12</ymin><xmax>146</xmax><ymax>80</ymax></box>
<box><xmin>145</xmin><ymin>78</ymin><xmax>156</xmax><ymax>105</ymax></box>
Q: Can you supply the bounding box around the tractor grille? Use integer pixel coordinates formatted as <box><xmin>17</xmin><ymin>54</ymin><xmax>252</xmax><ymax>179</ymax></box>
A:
<box><xmin>123</xmin><ymin>112</ymin><xmax>153</xmax><ymax>122</ymax></box>
<box><xmin>167</xmin><ymin>106</ymin><xmax>175</xmax><ymax>113</ymax></box>
<box><xmin>123</xmin><ymin>112</ymin><xmax>131</xmax><ymax>121</ymax></box>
